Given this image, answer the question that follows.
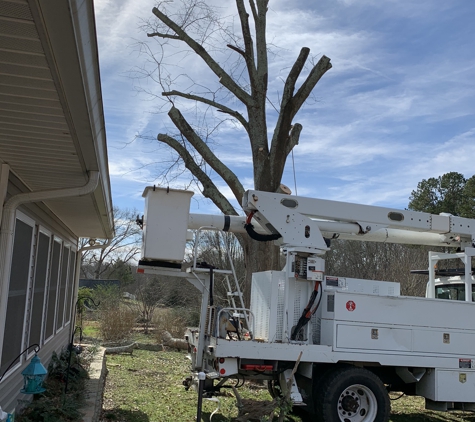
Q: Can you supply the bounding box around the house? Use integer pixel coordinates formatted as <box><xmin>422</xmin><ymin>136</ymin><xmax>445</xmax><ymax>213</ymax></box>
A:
<box><xmin>0</xmin><ymin>0</ymin><xmax>114</xmax><ymax>415</ymax></box>
<box><xmin>79</xmin><ymin>279</ymin><xmax>121</xmax><ymax>290</ymax></box>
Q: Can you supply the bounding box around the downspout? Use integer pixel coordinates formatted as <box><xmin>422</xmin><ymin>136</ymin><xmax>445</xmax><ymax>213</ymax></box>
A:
<box><xmin>0</xmin><ymin>171</ymin><xmax>100</xmax><ymax>363</ymax></box>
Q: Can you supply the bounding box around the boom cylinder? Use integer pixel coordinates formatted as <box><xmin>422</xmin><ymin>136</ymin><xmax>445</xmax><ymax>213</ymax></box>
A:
<box><xmin>188</xmin><ymin>213</ymin><xmax>461</xmax><ymax>248</ymax></box>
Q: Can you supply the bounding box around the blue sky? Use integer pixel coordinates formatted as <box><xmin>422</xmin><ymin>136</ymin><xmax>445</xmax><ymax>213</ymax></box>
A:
<box><xmin>94</xmin><ymin>0</ymin><xmax>475</xmax><ymax>216</ymax></box>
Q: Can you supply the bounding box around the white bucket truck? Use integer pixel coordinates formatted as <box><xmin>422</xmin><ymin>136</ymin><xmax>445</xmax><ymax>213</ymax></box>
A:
<box><xmin>138</xmin><ymin>186</ymin><xmax>475</xmax><ymax>422</ymax></box>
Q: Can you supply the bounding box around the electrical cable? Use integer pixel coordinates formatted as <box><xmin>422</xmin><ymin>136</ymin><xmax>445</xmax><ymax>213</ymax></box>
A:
<box><xmin>291</xmin><ymin>149</ymin><xmax>298</xmax><ymax>196</ymax></box>
<box><xmin>390</xmin><ymin>392</ymin><xmax>405</xmax><ymax>401</ymax></box>
<box><xmin>310</xmin><ymin>284</ymin><xmax>323</xmax><ymax>316</ymax></box>
<box><xmin>291</xmin><ymin>281</ymin><xmax>322</xmax><ymax>340</ymax></box>
<box><xmin>228</xmin><ymin>374</ymin><xmax>245</xmax><ymax>388</ymax></box>
<box><xmin>244</xmin><ymin>211</ymin><xmax>282</xmax><ymax>242</ymax></box>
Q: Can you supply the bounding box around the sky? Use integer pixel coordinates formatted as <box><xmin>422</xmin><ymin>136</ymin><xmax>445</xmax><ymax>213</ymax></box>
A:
<box><xmin>93</xmin><ymin>0</ymin><xmax>475</xmax><ymax>217</ymax></box>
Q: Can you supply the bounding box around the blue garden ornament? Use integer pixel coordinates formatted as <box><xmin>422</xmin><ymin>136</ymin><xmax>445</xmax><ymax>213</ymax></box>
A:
<box><xmin>20</xmin><ymin>354</ymin><xmax>47</xmax><ymax>394</ymax></box>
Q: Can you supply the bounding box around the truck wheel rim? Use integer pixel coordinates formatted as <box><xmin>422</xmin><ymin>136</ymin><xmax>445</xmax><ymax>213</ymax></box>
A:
<box><xmin>337</xmin><ymin>384</ymin><xmax>377</xmax><ymax>422</ymax></box>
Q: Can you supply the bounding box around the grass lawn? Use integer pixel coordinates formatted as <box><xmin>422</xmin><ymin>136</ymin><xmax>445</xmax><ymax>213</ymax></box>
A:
<box><xmin>102</xmin><ymin>350</ymin><xmax>272</xmax><ymax>422</ymax></box>
<box><xmin>390</xmin><ymin>396</ymin><xmax>475</xmax><ymax>422</ymax></box>
<box><xmin>81</xmin><ymin>320</ymin><xmax>101</xmax><ymax>338</ymax></box>
<box><xmin>101</xmin><ymin>349</ymin><xmax>475</xmax><ymax>422</ymax></box>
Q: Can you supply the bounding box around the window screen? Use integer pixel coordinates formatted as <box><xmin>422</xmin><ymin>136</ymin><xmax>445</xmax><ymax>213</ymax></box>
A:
<box><xmin>64</xmin><ymin>251</ymin><xmax>77</xmax><ymax>324</ymax></box>
<box><xmin>56</xmin><ymin>246</ymin><xmax>70</xmax><ymax>331</ymax></box>
<box><xmin>45</xmin><ymin>240</ymin><xmax>61</xmax><ymax>339</ymax></box>
<box><xmin>28</xmin><ymin>232</ymin><xmax>51</xmax><ymax>346</ymax></box>
<box><xmin>0</xmin><ymin>219</ymin><xmax>33</xmax><ymax>374</ymax></box>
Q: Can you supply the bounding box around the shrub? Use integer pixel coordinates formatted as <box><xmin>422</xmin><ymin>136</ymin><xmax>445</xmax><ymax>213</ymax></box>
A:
<box><xmin>91</xmin><ymin>284</ymin><xmax>138</xmax><ymax>342</ymax></box>
<box><xmin>153</xmin><ymin>308</ymin><xmax>191</xmax><ymax>339</ymax></box>
<box><xmin>98</xmin><ymin>306</ymin><xmax>137</xmax><ymax>342</ymax></box>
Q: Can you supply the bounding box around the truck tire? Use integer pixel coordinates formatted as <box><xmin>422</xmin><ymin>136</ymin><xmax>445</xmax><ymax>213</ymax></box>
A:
<box><xmin>315</xmin><ymin>366</ymin><xmax>390</xmax><ymax>422</ymax></box>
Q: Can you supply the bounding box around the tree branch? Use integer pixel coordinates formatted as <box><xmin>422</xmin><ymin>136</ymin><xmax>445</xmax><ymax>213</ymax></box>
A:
<box><xmin>162</xmin><ymin>90</ymin><xmax>249</xmax><ymax>132</ymax></box>
<box><xmin>248</xmin><ymin>0</ymin><xmax>259</xmax><ymax>22</ymax></box>
<box><xmin>292</xmin><ymin>55</ymin><xmax>332</xmax><ymax>112</ymax></box>
<box><xmin>268</xmin><ymin>53</ymin><xmax>331</xmax><ymax>191</ymax></box>
<box><xmin>167</xmin><ymin>107</ymin><xmax>246</xmax><ymax>205</ymax></box>
<box><xmin>284</xmin><ymin>123</ymin><xmax>302</xmax><ymax>157</ymax></box>
<box><xmin>152</xmin><ymin>6</ymin><xmax>253</xmax><ymax>106</ymax></box>
<box><xmin>280</xmin><ymin>47</ymin><xmax>310</xmax><ymax>110</ymax></box>
<box><xmin>227</xmin><ymin>44</ymin><xmax>246</xmax><ymax>57</ymax></box>
<box><xmin>255</xmin><ymin>0</ymin><xmax>268</xmax><ymax>87</ymax></box>
<box><xmin>147</xmin><ymin>32</ymin><xmax>180</xmax><ymax>40</ymax></box>
<box><xmin>157</xmin><ymin>133</ymin><xmax>239</xmax><ymax>216</ymax></box>
<box><xmin>236</xmin><ymin>0</ymin><xmax>258</xmax><ymax>90</ymax></box>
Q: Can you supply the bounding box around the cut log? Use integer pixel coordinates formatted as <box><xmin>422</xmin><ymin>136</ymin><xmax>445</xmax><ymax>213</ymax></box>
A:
<box><xmin>104</xmin><ymin>342</ymin><xmax>138</xmax><ymax>354</ymax></box>
<box><xmin>162</xmin><ymin>331</ymin><xmax>188</xmax><ymax>350</ymax></box>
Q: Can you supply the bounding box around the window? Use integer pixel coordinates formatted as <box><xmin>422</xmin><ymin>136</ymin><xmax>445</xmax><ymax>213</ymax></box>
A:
<box><xmin>44</xmin><ymin>239</ymin><xmax>61</xmax><ymax>340</ymax></box>
<box><xmin>28</xmin><ymin>229</ymin><xmax>51</xmax><ymax>347</ymax></box>
<box><xmin>0</xmin><ymin>216</ymin><xmax>34</xmax><ymax>374</ymax></box>
<box><xmin>436</xmin><ymin>284</ymin><xmax>475</xmax><ymax>301</ymax></box>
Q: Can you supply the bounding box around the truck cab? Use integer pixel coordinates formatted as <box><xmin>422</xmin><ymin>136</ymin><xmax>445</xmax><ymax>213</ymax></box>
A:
<box><xmin>433</xmin><ymin>273</ymin><xmax>475</xmax><ymax>301</ymax></box>
<box><xmin>413</xmin><ymin>252</ymin><xmax>475</xmax><ymax>302</ymax></box>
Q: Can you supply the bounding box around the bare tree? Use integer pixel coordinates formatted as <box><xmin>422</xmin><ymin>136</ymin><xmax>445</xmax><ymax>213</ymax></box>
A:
<box><xmin>80</xmin><ymin>207</ymin><xmax>141</xmax><ymax>280</ymax></box>
<box><xmin>129</xmin><ymin>274</ymin><xmax>163</xmax><ymax>334</ymax></box>
<box><xmin>325</xmin><ymin>240</ymin><xmax>432</xmax><ymax>297</ymax></box>
<box><xmin>192</xmin><ymin>230</ymin><xmax>246</xmax><ymax>306</ymax></box>
<box><xmin>137</xmin><ymin>1</ymin><xmax>332</xmax><ymax>300</ymax></box>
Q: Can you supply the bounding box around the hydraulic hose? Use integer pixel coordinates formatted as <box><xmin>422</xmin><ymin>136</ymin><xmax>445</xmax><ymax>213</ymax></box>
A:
<box><xmin>244</xmin><ymin>211</ymin><xmax>282</xmax><ymax>242</ymax></box>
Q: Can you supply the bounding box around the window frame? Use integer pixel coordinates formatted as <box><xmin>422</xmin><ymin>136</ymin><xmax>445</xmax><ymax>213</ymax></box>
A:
<box><xmin>55</xmin><ymin>243</ymin><xmax>71</xmax><ymax>333</ymax></box>
<box><xmin>64</xmin><ymin>247</ymin><xmax>77</xmax><ymax>327</ymax></box>
<box><xmin>27</xmin><ymin>225</ymin><xmax>52</xmax><ymax>354</ymax></box>
<box><xmin>43</xmin><ymin>236</ymin><xmax>63</xmax><ymax>344</ymax></box>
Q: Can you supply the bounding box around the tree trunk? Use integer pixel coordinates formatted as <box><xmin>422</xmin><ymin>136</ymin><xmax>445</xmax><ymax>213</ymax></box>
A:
<box><xmin>242</xmin><ymin>237</ymin><xmax>281</xmax><ymax>306</ymax></box>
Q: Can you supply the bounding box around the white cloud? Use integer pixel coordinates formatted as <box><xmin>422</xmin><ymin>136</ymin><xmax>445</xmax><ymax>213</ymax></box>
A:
<box><xmin>95</xmin><ymin>0</ymin><xmax>475</xmax><ymax>216</ymax></box>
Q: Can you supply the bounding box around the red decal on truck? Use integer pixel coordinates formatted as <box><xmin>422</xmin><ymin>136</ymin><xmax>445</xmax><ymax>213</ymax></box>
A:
<box><xmin>346</xmin><ymin>300</ymin><xmax>356</xmax><ymax>311</ymax></box>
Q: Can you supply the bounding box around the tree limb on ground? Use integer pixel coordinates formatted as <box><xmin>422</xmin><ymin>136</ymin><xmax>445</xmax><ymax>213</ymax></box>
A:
<box><xmin>104</xmin><ymin>342</ymin><xmax>138</xmax><ymax>355</ymax></box>
<box><xmin>162</xmin><ymin>331</ymin><xmax>188</xmax><ymax>350</ymax></box>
